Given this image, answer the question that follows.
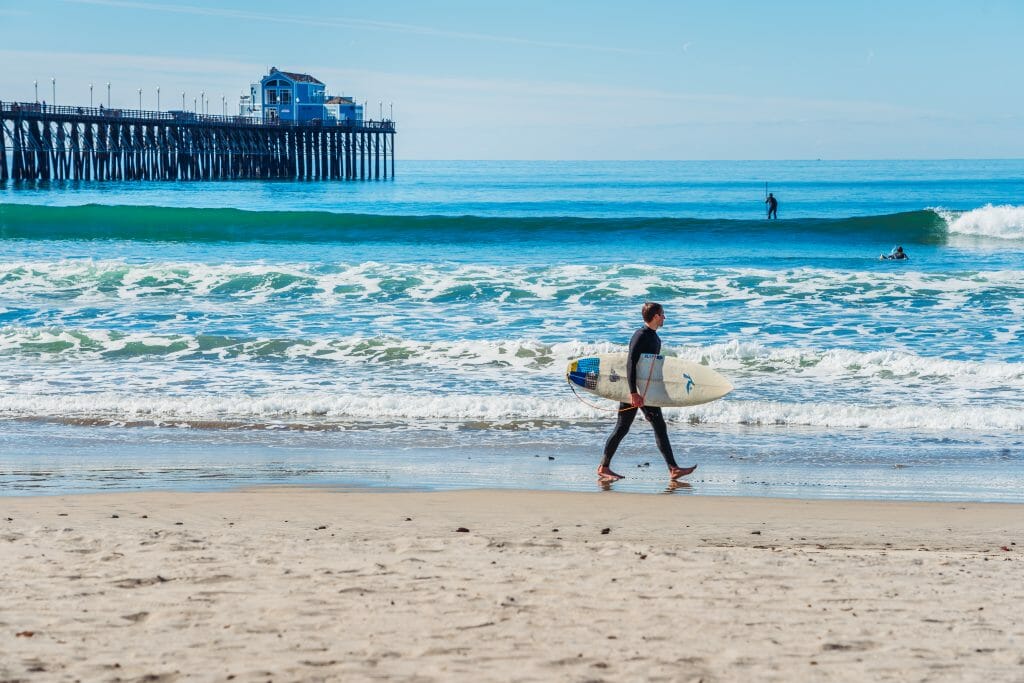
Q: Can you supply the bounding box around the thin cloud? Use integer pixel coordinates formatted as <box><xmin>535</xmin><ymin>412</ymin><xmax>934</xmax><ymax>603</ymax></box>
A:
<box><xmin>62</xmin><ymin>0</ymin><xmax>660</xmax><ymax>56</ymax></box>
<box><xmin>1</xmin><ymin>48</ymin><xmax>942</xmax><ymax>123</ymax></box>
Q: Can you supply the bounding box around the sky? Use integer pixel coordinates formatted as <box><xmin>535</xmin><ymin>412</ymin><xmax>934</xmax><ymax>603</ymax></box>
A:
<box><xmin>2</xmin><ymin>0</ymin><xmax>1022</xmax><ymax>160</ymax></box>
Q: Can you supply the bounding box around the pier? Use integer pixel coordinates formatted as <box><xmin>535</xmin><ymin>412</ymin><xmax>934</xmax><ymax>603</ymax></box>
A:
<box><xmin>0</xmin><ymin>101</ymin><xmax>396</xmax><ymax>182</ymax></box>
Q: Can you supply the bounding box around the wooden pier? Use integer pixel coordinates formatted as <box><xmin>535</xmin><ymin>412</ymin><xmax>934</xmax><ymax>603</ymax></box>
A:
<box><xmin>0</xmin><ymin>101</ymin><xmax>395</xmax><ymax>182</ymax></box>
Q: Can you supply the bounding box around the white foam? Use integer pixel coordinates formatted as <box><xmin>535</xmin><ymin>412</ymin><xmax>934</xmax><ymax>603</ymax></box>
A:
<box><xmin>4</xmin><ymin>259</ymin><xmax>1024</xmax><ymax>306</ymax></box>
<box><xmin>0</xmin><ymin>390</ymin><xmax>1020</xmax><ymax>433</ymax></box>
<box><xmin>935</xmin><ymin>204</ymin><xmax>1024</xmax><ymax>241</ymax></box>
<box><xmin>1</xmin><ymin>328</ymin><xmax>1021</xmax><ymax>388</ymax></box>
<box><xmin>676</xmin><ymin>339</ymin><xmax>1024</xmax><ymax>388</ymax></box>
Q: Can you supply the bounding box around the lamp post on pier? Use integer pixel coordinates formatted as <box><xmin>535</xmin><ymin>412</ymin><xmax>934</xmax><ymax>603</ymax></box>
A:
<box><xmin>182</xmin><ymin>92</ymin><xmax>185</xmax><ymax>111</ymax></box>
<box><xmin>200</xmin><ymin>91</ymin><xmax>205</xmax><ymax>115</ymax></box>
<box><xmin>157</xmin><ymin>86</ymin><xmax>160</xmax><ymax>112</ymax></box>
<box><xmin>89</xmin><ymin>84</ymin><xmax>93</xmax><ymax>108</ymax></box>
<box><xmin>106</xmin><ymin>83</ymin><xmax>110</xmax><ymax>108</ymax></box>
<box><xmin>51</xmin><ymin>78</ymin><xmax>55</xmax><ymax>105</ymax></box>
<box><xmin>138</xmin><ymin>88</ymin><xmax>142</xmax><ymax>110</ymax></box>
<box><xmin>33</xmin><ymin>80</ymin><xmax>37</xmax><ymax>103</ymax></box>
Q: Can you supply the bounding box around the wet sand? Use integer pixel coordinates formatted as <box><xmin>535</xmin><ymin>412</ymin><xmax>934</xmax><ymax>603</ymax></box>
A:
<box><xmin>2</xmin><ymin>488</ymin><xmax>1023</xmax><ymax>681</ymax></box>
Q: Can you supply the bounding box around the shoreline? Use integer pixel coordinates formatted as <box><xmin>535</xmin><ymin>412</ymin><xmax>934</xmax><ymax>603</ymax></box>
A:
<box><xmin>3</xmin><ymin>488</ymin><xmax>1023</xmax><ymax>681</ymax></box>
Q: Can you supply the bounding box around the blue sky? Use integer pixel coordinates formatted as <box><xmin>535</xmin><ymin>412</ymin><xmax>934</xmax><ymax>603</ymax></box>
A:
<box><xmin>2</xmin><ymin>0</ymin><xmax>1022</xmax><ymax>159</ymax></box>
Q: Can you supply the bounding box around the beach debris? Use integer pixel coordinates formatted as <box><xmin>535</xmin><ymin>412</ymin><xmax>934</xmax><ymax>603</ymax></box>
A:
<box><xmin>121</xmin><ymin>612</ymin><xmax>149</xmax><ymax>623</ymax></box>
<box><xmin>455</xmin><ymin>527</ymin><xmax>470</xmax><ymax>533</ymax></box>
<box><xmin>16</xmin><ymin>630</ymin><xmax>35</xmax><ymax>637</ymax></box>
<box><xmin>315</xmin><ymin>525</ymin><xmax>327</xmax><ymax>530</ymax></box>
<box><xmin>174</xmin><ymin>522</ymin><xmax>183</xmax><ymax>526</ymax></box>
<box><xmin>404</xmin><ymin>517</ymin><xmax>412</xmax><ymax>521</ymax></box>
<box><xmin>112</xmin><ymin>575</ymin><xmax>171</xmax><ymax>588</ymax></box>
<box><xmin>1000</xmin><ymin>546</ymin><xmax>1011</xmax><ymax>551</ymax></box>
<box><xmin>751</xmin><ymin>530</ymin><xmax>762</xmax><ymax>535</ymax></box>
<box><xmin>601</xmin><ymin>527</ymin><xmax>611</xmax><ymax>535</ymax></box>
<box><xmin>112</xmin><ymin>514</ymin><xmax>119</xmax><ymax>518</ymax></box>
<box><xmin>548</xmin><ymin>456</ymin><xmax>555</xmax><ymax>460</ymax></box>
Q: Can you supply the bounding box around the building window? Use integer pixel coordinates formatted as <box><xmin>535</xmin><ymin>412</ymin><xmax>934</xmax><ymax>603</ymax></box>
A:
<box><xmin>266</xmin><ymin>90</ymin><xmax>278</xmax><ymax>104</ymax></box>
<box><xmin>280</xmin><ymin>90</ymin><xmax>292</xmax><ymax>104</ymax></box>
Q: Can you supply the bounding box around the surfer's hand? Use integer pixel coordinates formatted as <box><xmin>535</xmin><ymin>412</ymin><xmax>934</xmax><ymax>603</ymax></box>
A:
<box><xmin>630</xmin><ymin>392</ymin><xmax>644</xmax><ymax>408</ymax></box>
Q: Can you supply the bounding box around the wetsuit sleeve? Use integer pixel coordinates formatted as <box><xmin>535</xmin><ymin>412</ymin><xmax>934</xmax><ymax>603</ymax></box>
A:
<box><xmin>627</xmin><ymin>329</ymin><xmax>643</xmax><ymax>394</ymax></box>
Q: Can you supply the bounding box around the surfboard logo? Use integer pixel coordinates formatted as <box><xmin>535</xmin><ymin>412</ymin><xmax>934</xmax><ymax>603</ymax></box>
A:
<box><xmin>568</xmin><ymin>357</ymin><xmax>600</xmax><ymax>390</ymax></box>
<box><xmin>683</xmin><ymin>373</ymin><xmax>694</xmax><ymax>394</ymax></box>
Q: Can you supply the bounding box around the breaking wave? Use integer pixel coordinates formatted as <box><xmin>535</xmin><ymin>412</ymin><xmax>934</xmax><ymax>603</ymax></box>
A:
<box><xmin>1</xmin><ymin>203</ymin><xmax>953</xmax><ymax>244</ymax></box>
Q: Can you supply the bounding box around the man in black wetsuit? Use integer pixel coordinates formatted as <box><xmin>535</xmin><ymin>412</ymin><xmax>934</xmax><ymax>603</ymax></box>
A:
<box><xmin>765</xmin><ymin>192</ymin><xmax>778</xmax><ymax>219</ymax></box>
<box><xmin>598</xmin><ymin>302</ymin><xmax>698</xmax><ymax>482</ymax></box>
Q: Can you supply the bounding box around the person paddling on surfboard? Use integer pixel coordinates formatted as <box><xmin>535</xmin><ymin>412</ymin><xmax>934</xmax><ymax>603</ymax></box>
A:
<box><xmin>880</xmin><ymin>245</ymin><xmax>908</xmax><ymax>260</ymax></box>
<box><xmin>597</xmin><ymin>302</ymin><xmax>698</xmax><ymax>482</ymax></box>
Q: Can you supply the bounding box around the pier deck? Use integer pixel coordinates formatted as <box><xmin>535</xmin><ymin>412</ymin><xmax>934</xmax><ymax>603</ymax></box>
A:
<box><xmin>0</xmin><ymin>101</ymin><xmax>395</xmax><ymax>182</ymax></box>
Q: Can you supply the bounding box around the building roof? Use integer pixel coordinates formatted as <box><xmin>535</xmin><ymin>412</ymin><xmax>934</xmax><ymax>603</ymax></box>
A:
<box><xmin>325</xmin><ymin>96</ymin><xmax>355</xmax><ymax>105</ymax></box>
<box><xmin>267</xmin><ymin>67</ymin><xmax>324</xmax><ymax>85</ymax></box>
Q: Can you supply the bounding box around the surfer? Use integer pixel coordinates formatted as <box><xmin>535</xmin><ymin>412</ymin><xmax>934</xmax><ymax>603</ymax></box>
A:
<box><xmin>598</xmin><ymin>302</ymin><xmax>698</xmax><ymax>482</ymax></box>
<box><xmin>765</xmin><ymin>192</ymin><xmax>778</xmax><ymax>220</ymax></box>
<box><xmin>881</xmin><ymin>245</ymin><xmax>908</xmax><ymax>260</ymax></box>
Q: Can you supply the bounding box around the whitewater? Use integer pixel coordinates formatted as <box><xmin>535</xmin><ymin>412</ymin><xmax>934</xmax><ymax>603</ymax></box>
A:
<box><xmin>1</xmin><ymin>159</ymin><xmax>1022</xmax><ymax>499</ymax></box>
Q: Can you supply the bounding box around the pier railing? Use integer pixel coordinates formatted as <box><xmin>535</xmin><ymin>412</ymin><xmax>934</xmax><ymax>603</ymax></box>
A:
<box><xmin>0</xmin><ymin>101</ymin><xmax>395</xmax><ymax>131</ymax></box>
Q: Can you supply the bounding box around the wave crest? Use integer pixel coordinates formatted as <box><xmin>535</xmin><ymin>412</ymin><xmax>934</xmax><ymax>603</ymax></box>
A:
<box><xmin>935</xmin><ymin>204</ymin><xmax>1024</xmax><ymax>241</ymax></box>
<box><xmin>0</xmin><ymin>203</ymin><xmax>949</xmax><ymax>244</ymax></box>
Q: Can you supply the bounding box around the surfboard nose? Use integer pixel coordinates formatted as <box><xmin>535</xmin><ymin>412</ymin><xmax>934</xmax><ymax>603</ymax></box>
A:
<box><xmin>702</xmin><ymin>380</ymin><xmax>733</xmax><ymax>402</ymax></box>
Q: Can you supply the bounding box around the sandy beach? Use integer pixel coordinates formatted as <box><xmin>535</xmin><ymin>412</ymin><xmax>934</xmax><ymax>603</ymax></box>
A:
<box><xmin>2</xmin><ymin>488</ymin><xmax>1023</xmax><ymax>682</ymax></box>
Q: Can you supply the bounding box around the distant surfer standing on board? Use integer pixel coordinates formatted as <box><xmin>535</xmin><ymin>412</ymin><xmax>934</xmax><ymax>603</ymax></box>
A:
<box><xmin>765</xmin><ymin>192</ymin><xmax>778</xmax><ymax>219</ymax></box>
<box><xmin>598</xmin><ymin>302</ymin><xmax>698</xmax><ymax>482</ymax></box>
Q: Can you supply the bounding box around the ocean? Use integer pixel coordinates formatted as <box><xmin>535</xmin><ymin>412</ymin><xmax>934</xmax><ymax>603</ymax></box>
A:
<box><xmin>1</xmin><ymin>160</ymin><xmax>1023</xmax><ymax>500</ymax></box>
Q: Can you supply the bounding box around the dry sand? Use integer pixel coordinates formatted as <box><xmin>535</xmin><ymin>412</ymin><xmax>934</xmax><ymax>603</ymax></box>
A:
<box><xmin>2</xmin><ymin>487</ymin><xmax>1023</xmax><ymax>682</ymax></box>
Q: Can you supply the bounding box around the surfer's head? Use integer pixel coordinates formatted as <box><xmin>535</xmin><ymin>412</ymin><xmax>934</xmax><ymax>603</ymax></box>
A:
<box><xmin>642</xmin><ymin>302</ymin><xmax>665</xmax><ymax>329</ymax></box>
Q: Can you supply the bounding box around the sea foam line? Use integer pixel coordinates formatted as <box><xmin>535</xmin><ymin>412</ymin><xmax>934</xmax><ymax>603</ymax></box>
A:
<box><xmin>0</xmin><ymin>392</ymin><xmax>1020</xmax><ymax>433</ymax></box>
<box><xmin>2</xmin><ymin>259</ymin><xmax>1024</xmax><ymax>303</ymax></box>
<box><xmin>2</xmin><ymin>328</ymin><xmax>1021</xmax><ymax>386</ymax></box>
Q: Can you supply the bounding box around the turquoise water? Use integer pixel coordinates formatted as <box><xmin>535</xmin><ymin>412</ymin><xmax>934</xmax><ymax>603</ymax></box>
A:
<box><xmin>1</xmin><ymin>160</ymin><xmax>1023</xmax><ymax>499</ymax></box>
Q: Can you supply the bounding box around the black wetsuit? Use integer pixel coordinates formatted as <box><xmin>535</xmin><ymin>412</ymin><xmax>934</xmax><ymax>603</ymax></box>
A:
<box><xmin>601</xmin><ymin>326</ymin><xmax>678</xmax><ymax>469</ymax></box>
<box><xmin>766</xmin><ymin>195</ymin><xmax>778</xmax><ymax>219</ymax></box>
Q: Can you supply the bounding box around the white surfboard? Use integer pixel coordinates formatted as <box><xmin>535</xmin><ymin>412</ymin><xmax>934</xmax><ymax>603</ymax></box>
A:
<box><xmin>566</xmin><ymin>353</ymin><xmax>733</xmax><ymax>407</ymax></box>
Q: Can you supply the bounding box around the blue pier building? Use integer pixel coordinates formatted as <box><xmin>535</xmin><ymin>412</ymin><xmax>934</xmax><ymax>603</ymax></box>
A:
<box><xmin>259</xmin><ymin>67</ymin><xmax>365</xmax><ymax>125</ymax></box>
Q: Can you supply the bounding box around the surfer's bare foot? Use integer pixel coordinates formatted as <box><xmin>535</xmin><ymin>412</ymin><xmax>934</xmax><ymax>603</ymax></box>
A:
<box><xmin>597</xmin><ymin>466</ymin><xmax>624</xmax><ymax>481</ymax></box>
<box><xmin>669</xmin><ymin>465</ymin><xmax>697</xmax><ymax>480</ymax></box>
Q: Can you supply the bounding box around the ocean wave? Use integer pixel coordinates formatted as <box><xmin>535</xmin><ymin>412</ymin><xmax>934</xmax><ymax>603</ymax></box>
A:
<box><xmin>934</xmin><ymin>204</ymin><xmax>1024</xmax><ymax>241</ymax></box>
<box><xmin>0</xmin><ymin>203</ymin><xmax>950</xmax><ymax>244</ymax></box>
<box><xmin>4</xmin><ymin>259</ymin><xmax>1024</xmax><ymax>305</ymax></box>
<box><xmin>2</xmin><ymin>328</ymin><xmax>1022</xmax><ymax>388</ymax></box>
<box><xmin>0</xmin><ymin>392</ymin><xmax>1020</xmax><ymax>433</ymax></box>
